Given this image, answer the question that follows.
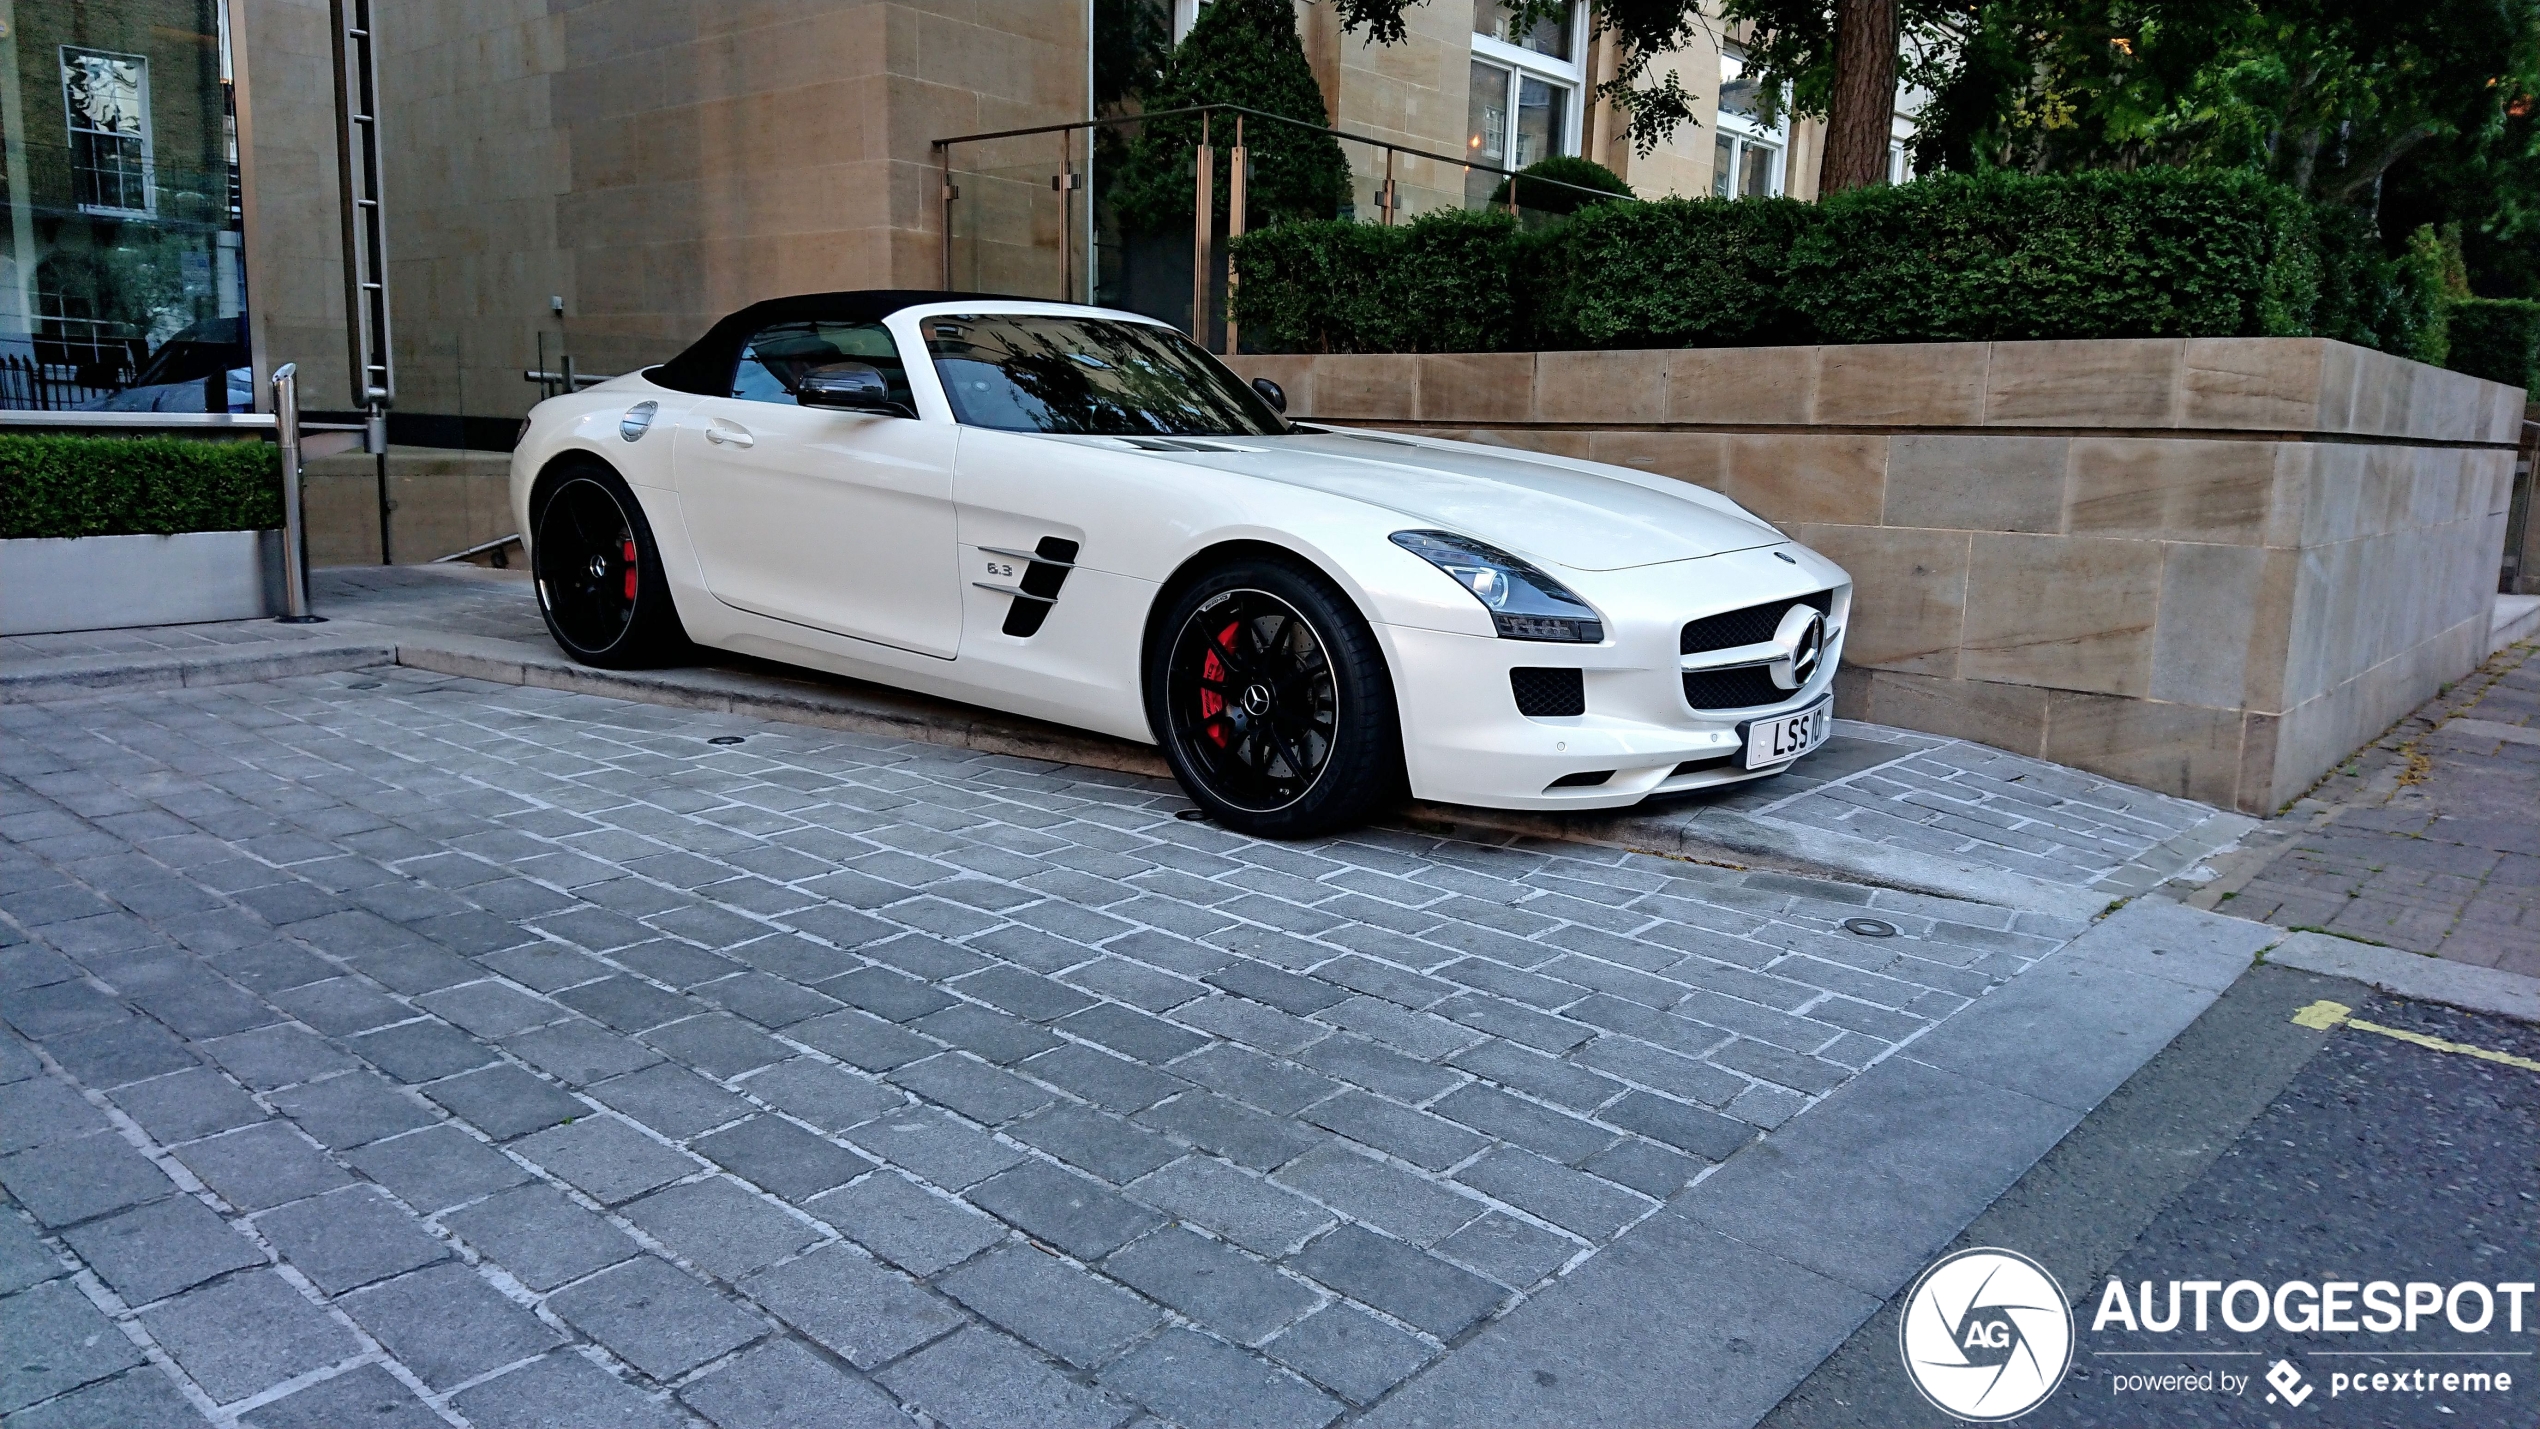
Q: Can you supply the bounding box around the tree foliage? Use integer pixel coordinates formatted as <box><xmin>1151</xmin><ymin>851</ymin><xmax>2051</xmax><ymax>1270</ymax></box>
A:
<box><xmin>1113</xmin><ymin>0</ymin><xmax>1352</xmax><ymax>228</ymax></box>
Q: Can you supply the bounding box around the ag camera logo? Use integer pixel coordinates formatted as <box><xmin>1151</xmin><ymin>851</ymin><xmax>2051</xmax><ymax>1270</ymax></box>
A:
<box><xmin>1900</xmin><ymin>1248</ymin><xmax>2075</xmax><ymax>1421</ymax></box>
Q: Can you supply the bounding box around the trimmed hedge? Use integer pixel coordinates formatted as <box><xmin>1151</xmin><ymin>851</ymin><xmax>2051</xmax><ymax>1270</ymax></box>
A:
<box><xmin>0</xmin><ymin>434</ymin><xmax>282</xmax><ymax>540</ymax></box>
<box><xmin>1526</xmin><ymin>196</ymin><xmax>1816</xmax><ymax>349</ymax></box>
<box><xmin>1230</xmin><ymin>168</ymin><xmax>2447</xmax><ymax>357</ymax></box>
<box><xmin>1235</xmin><ymin>209</ymin><xmax>1520</xmax><ymax>354</ymax></box>
<box><xmin>1787</xmin><ymin>169</ymin><xmax>2319</xmax><ymax>342</ymax></box>
<box><xmin>2444</xmin><ymin>299</ymin><xmax>2540</xmax><ymax>392</ymax></box>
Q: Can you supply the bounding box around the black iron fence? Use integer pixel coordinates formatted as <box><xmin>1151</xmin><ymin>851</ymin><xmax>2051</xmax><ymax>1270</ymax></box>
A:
<box><xmin>0</xmin><ymin>355</ymin><xmax>132</xmax><ymax>411</ymax></box>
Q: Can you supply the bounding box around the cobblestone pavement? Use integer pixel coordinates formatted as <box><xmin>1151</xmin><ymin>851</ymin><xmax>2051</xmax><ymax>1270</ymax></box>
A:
<box><xmin>2193</xmin><ymin>639</ymin><xmax>2539</xmax><ymax>976</ymax></box>
<box><xmin>0</xmin><ymin>668</ymin><xmax>2088</xmax><ymax>1428</ymax></box>
<box><xmin>7</xmin><ymin>564</ymin><xmax>2247</xmax><ymax>905</ymax></box>
<box><xmin>1731</xmin><ymin>730</ymin><xmax>2229</xmax><ymax>896</ymax></box>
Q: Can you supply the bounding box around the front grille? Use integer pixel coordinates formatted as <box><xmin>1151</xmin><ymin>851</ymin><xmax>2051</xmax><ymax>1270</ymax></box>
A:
<box><xmin>1682</xmin><ymin>666</ymin><xmax>1791</xmax><ymax>710</ymax></box>
<box><xmin>1547</xmin><ymin>770</ymin><xmax>1613</xmax><ymax>788</ymax></box>
<box><xmin>1680</xmin><ymin>590</ymin><xmax>1834</xmax><ymax>655</ymax></box>
<box><xmin>1509</xmin><ymin>667</ymin><xmax>1585</xmax><ymax>717</ymax></box>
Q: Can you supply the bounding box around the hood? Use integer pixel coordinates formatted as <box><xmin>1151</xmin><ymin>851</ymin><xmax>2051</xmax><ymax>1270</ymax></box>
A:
<box><xmin>1085</xmin><ymin>428</ymin><xmax>1784</xmax><ymax>571</ymax></box>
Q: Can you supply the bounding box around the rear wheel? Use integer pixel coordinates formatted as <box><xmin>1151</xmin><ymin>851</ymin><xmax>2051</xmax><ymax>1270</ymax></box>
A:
<box><xmin>530</xmin><ymin>463</ymin><xmax>690</xmax><ymax>667</ymax></box>
<box><xmin>1147</xmin><ymin>556</ymin><xmax>1403</xmax><ymax>838</ymax></box>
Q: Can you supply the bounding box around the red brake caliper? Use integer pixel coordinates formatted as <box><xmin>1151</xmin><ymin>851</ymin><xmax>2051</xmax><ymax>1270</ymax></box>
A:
<box><xmin>1197</xmin><ymin>621</ymin><xmax>1238</xmax><ymax>746</ymax></box>
<box><xmin>622</xmin><ymin>539</ymin><xmax>638</xmax><ymax>601</ymax></box>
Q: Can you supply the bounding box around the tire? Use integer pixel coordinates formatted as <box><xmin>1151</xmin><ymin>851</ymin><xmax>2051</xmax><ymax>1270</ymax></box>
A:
<box><xmin>529</xmin><ymin>461</ymin><xmax>692</xmax><ymax>668</ymax></box>
<box><xmin>1146</xmin><ymin>554</ymin><xmax>1404</xmax><ymax>838</ymax></box>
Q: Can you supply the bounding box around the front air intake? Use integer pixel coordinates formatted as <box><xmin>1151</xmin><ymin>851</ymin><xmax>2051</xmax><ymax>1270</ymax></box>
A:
<box><xmin>1509</xmin><ymin>668</ymin><xmax>1585</xmax><ymax>717</ymax></box>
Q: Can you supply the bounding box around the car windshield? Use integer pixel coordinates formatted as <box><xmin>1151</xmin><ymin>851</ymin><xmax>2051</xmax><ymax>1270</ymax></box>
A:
<box><xmin>925</xmin><ymin>314</ymin><xmax>1286</xmax><ymax>437</ymax></box>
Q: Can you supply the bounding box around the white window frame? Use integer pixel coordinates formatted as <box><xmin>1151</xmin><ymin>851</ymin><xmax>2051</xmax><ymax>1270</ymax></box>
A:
<box><xmin>60</xmin><ymin>46</ymin><xmax>155</xmax><ymax>219</ymax></box>
<box><xmin>1470</xmin><ymin>5</ymin><xmax>1589</xmax><ymax>172</ymax></box>
<box><xmin>1889</xmin><ymin>113</ymin><xmax>1918</xmax><ymax>185</ymax></box>
<box><xmin>1712</xmin><ymin>48</ymin><xmax>1787</xmax><ymax>199</ymax></box>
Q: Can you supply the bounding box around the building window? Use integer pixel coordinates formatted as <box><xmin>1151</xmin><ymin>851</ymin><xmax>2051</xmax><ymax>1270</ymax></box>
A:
<box><xmin>62</xmin><ymin>48</ymin><xmax>155</xmax><ymax>217</ymax></box>
<box><xmin>1711</xmin><ymin>48</ymin><xmax>1785</xmax><ymax>199</ymax></box>
<box><xmin>1467</xmin><ymin>2</ymin><xmax>1583</xmax><ymax>207</ymax></box>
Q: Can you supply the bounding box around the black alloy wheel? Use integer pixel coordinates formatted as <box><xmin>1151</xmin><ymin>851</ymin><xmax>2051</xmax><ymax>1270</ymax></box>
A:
<box><xmin>531</xmin><ymin>464</ymin><xmax>689</xmax><ymax>667</ymax></box>
<box><xmin>1149</xmin><ymin>557</ymin><xmax>1402</xmax><ymax>837</ymax></box>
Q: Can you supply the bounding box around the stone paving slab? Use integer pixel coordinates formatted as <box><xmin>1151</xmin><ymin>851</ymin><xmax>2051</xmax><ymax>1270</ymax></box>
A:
<box><xmin>2187</xmin><ymin>637</ymin><xmax>2540</xmax><ymax>976</ymax></box>
<box><xmin>0</xmin><ymin>664</ymin><xmax>2122</xmax><ymax>1426</ymax></box>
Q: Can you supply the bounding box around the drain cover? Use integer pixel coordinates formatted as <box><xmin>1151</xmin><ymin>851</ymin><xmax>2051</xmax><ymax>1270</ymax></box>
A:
<box><xmin>1843</xmin><ymin>917</ymin><xmax>1899</xmax><ymax>938</ymax></box>
<box><xmin>707</xmin><ymin>735</ymin><xmax>745</xmax><ymax>745</ymax></box>
<box><xmin>1174</xmin><ymin>809</ymin><xmax>1210</xmax><ymax>822</ymax></box>
<box><xmin>346</xmin><ymin>681</ymin><xmax>383</xmax><ymax>690</ymax></box>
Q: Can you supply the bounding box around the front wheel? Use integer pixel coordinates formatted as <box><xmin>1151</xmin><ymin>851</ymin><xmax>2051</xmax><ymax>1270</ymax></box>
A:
<box><xmin>1147</xmin><ymin>557</ymin><xmax>1404</xmax><ymax>838</ymax></box>
<box><xmin>530</xmin><ymin>463</ymin><xmax>691</xmax><ymax>668</ymax></box>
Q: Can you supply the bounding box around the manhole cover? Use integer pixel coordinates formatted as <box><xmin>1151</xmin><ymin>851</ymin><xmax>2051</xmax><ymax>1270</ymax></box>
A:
<box><xmin>1843</xmin><ymin>918</ymin><xmax>1899</xmax><ymax>938</ymax></box>
<box><xmin>707</xmin><ymin>735</ymin><xmax>745</xmax><ymax>745</ymax></box>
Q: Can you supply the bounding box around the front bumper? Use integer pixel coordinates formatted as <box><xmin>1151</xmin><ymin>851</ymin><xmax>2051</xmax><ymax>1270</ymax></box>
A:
<box><xmin>1380</xmin><ymin>543</ymin><xmax>1850</xmax><ymax>812</ymax></box>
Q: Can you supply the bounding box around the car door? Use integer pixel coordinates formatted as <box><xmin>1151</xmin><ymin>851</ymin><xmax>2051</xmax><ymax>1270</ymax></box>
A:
<box><xmin>672</xmin><ymin>319</ymin><xmax>962</xmax><ymax>659</ymax></box>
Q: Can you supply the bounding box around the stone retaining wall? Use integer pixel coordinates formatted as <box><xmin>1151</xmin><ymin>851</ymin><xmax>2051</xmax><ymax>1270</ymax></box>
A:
<box><xmin>1232</xmin><ymin>340</ymin><xmax>2526</xmax><ymax>813</ymax></box>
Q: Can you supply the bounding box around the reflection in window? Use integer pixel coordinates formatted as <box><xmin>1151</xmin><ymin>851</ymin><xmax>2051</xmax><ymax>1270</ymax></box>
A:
<box><xmin>1468</xmin><ymin>61</ymin><xmax>1510</xmax><ymax>172</ymax></box>
<box><xmin>1467</xmin><ymin>3</ymin><xmax>1581</xmax><ymax>208</ymax></box>
<box><xmin>8</xmin><ymin>8</ymin><xmax>248</xmax><ymax>413</ymax></box>
<box><xmin>1473</xmin><ymin>1</ymin><xmax>1572</xmax><ymax>60</ymax></box>
<box><xmin>732</xmin><ymin>321</ymin><xmax>911</xmax><ymax>407</ymax></box>
<box><xmin>63</xmin><ymin>48</ymin><xmax>154</xmax><ymax>216</ymax></box>
<box><xmin>926</xmin><ymin>315</ymin><xmax>1284</xmax><ymax>437</ymax></box>
<box><xmin>1712</xmin><ymin>48</ymin><xmax>1786</xmax><ymax>199</ymax></box>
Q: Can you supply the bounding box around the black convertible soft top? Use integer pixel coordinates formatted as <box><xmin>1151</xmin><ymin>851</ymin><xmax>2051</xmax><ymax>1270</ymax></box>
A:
<box><xmin>648</xmin><ymin>289</ymin><xmax>1029</xmax><ymax>397</ymax></box>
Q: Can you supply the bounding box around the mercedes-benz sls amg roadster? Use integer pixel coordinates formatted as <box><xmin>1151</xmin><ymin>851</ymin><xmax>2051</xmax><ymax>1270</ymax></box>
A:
<box><xmin>512</xmin><ymin>291</ymin><xmax>1852</xmax><ymax>837</ymax></box>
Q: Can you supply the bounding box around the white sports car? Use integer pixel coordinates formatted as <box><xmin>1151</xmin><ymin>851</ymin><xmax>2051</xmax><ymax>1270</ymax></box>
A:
<box><xmin>511</xmin><ymin>292</ymin><xmax>1851</xmax><ymax>837</ymax></box>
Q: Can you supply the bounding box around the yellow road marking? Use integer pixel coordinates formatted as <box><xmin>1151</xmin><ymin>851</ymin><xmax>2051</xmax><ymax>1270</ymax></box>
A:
<box><xmin>2290</xmin><ymin>1001</ymin><xmax>2540</xmax><ymax>1072</ymax></box>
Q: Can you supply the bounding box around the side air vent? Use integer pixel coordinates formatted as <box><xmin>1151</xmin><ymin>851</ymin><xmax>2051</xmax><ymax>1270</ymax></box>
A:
<box><xmin>1547</xmin><ymin>770</ymin><xmax>1614</xmax><ymax>789</ymax></box>
<box><xmin>1510</xmin><ymin>668</ymin><xmax>1585</xmax><ymax>717</ymax></box>
<box><xmin>974</xmin><ymin>538</ymin><xmax>1080</xmax><ymax>638</ymax></box>
<box><xmin>1680</xmin><ymin>590</ymin><xmax>1834</xmax><ymax>656</ymax></box>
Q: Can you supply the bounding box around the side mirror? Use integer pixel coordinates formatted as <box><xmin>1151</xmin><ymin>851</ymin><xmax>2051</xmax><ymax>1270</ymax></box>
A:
<box><xmin>798</xmin><ymin>361</ymin><xmax>911</xmax><ymax>416</ymax></box>
<box><xmin>1251</xmin><ymin>376</ymin><xmax>1287</xmax><ymax>413</ymax></box>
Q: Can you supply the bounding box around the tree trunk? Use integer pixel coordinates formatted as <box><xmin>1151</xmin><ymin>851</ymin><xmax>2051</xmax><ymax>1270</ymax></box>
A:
<box><xmin>1818</xmin><ymin>0</ymin><xmax>1899</xmax><ymax>195</ymax></box>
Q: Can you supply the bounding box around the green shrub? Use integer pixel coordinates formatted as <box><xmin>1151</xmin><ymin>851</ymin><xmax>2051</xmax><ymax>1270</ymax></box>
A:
<box><xmin>1229</xmin><ymin>168</ymin><xmax>2458</xmax><ymax>359</ymax></box>
<box><xmin>1231</xmin><ymin>209</ymin><xmax>1518</xmax><ymax>353</ymax></box>
<box><xmin>0</xmin><ymin>434</ymin><xmax>281</xmax><ymax>540</ymax></box>
<box><xmin>1527</xmin><ymin>195</ymin><xmax>1817</xmax><ymax>349</ymax></box>
<box><xmin>1786</xmin><ymin>169</ymin><xmax>2319</xmax><ymax>343</ymax></box>
<box><xmin>1112</xmin><ymin>0</ymin><xmax>1349</xmax><ymax>229</ymax></box>
<box><xmin>2444</xmin><ymin>298</ymin><xmax>2540</xmax><ymax>390</ymax></box>
<box><xmin>1487</xmin><ymin>156</ymin><xmax>1633</xmax><ymax>217</ymax></box>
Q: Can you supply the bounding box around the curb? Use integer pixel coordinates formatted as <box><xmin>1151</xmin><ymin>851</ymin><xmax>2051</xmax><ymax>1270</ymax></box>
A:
<box><xmin>2263</xmin><ymin>930</ymin><xmax>2540</xmax><ymax>1024</ymax></box>
<box><xmin>0</xmin><ymin>638</ymin><xmax>395</xmax><ymax>703</ymax></box>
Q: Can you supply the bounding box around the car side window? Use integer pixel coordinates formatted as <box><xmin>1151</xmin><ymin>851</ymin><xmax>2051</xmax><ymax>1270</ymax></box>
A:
<box><xmin>731</xmin><ymin>321</ymin><xmax>914</xmax><ymax>408</ymax></box>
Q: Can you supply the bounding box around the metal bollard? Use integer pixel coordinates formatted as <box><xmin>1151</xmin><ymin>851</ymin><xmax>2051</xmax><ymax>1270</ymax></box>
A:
<box><xmin>272</xmin><ymin>364</ymin><xmax>325</xmax><ymax>624</ymax></box>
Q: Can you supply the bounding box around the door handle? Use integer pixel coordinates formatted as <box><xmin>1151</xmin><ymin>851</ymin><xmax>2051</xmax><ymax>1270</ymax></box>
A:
<box><xmin>705</xmin><ymin>421</ymin><xmax>754</xmax><ymax>448</ymax></box>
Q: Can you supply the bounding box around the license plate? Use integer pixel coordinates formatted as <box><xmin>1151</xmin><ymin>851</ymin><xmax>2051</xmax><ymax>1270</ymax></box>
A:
<box><xmin>1741</xmin><ymin>698</ymin><xmax>1832</xmax><ymax>770</ymax></box>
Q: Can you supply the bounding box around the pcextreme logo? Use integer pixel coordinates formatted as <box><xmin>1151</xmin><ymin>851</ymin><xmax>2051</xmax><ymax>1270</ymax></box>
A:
<box><xmin>1899</xmin><ymin>1248</ymin><xmax>2076</xmax><ymax>1422</ymax></box>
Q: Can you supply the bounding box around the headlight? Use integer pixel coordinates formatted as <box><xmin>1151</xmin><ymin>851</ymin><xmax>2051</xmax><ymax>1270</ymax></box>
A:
<box><xmin>1390</xmin><ymin>530</ymin><xmax>1604</xmax><ymax>643</ymax></box>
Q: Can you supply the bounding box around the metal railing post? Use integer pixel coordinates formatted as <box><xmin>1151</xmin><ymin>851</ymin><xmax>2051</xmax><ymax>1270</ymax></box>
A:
<box><xmin>1192</xmin><ymin>115</ymin><xmax>1214</xmax><ymax>344</ymax></box>
<box><xmin>1225</xmin><ymin>118</ymin><xmax>1245</xmax><ymax>357</ymax></box>
<box><xmin>272</xmin><ymin>363</ymin><xmax>323</xmax><ymax>623</ymax></box>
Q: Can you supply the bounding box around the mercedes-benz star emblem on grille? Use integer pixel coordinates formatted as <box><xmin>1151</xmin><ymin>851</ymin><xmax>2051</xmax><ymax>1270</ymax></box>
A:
<box><xmin>1771</xmin><ymin>605</ymin><xmax>1828</xmax><ymax>691</ymax></box>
